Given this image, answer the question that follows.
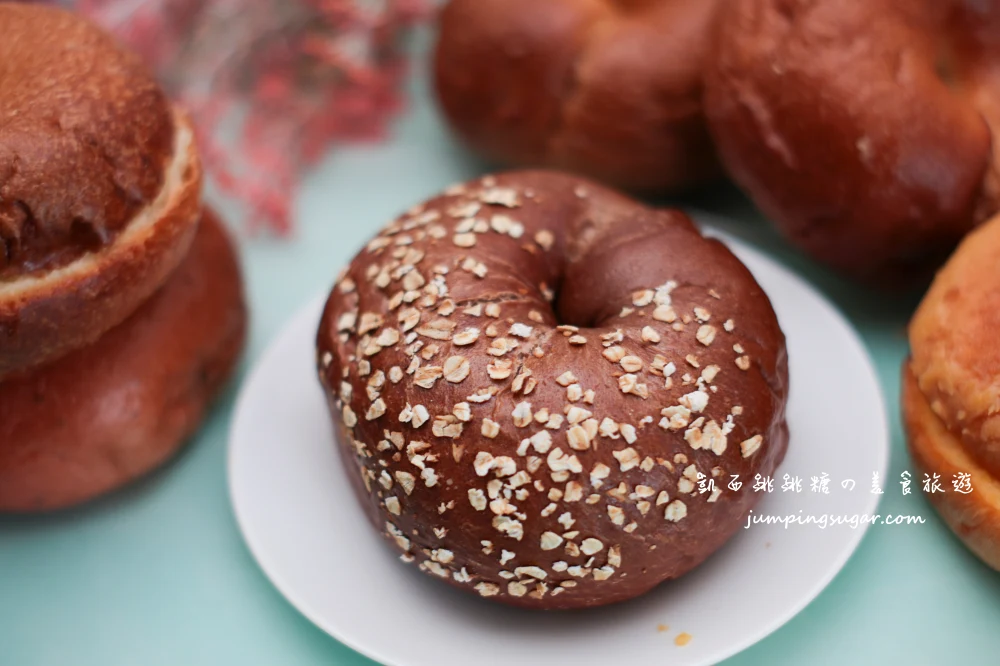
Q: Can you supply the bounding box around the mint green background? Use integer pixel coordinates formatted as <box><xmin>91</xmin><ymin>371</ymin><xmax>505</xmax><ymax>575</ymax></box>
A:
<box><xmin>3</xmin><ymin>33</ymin><xmax>999</xmax><ymax>666</ymax></box>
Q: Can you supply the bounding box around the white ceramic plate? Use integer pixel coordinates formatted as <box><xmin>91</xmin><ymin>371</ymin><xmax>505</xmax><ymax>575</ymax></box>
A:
<box><xmin>229</xmin><ymin>226</ymin><xmax>888</xmax><ymax>666</ymax></box>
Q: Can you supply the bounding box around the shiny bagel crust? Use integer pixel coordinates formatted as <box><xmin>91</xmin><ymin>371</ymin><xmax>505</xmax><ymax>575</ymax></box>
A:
<box><xmin>0</xmin><ymin>210</ymin><xmax>246</xmax><ymax>512</ymax></box>
<box><xmin>0</xmin><ymin>4</ymin><xmax>202</xmax><ymax>377</ymax></box>
<box><xmin>434</xmin><ymin>0</ymin><xmax>722</xmax><ymax>193</ymax></box>
<box><xmin>704</xmin><ymin>0</ymin><xmax>1000</xmax><ymax>285</ymax></box>
<box><xmin>317</xmin><ymin>170</ymin><xmax>789</xmax><ymax>609</ymax></box>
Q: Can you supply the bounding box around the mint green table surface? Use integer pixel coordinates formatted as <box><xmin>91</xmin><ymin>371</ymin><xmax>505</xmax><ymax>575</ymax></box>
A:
<box><xmin>3</xmin><ymin>34</ymin><xmax>999</xmax><ymax>666</ymax></box>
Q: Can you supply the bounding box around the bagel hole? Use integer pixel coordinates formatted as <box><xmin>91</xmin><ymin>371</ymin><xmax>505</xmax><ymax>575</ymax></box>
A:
<box><xmin>550</xmin><ymin>256</ymin><xmax>604</xmax><ymax>330</ymax></box>
<box><xmin>551</xmin><ymin>216</ymin><xmax>679</xmax><ymax>329</ymax></box>
<box><xmin>552</xmin><ymin>293</ymin><xmax>593</xmax><ymax>329</ymax></box>
<box><xmin>551</xmin><ymin>250</ymin><xmax>631</xmax><ymax>330</ymax></box>
<box><xmin>553</xmin><ymin>286</ymin><xmax>620</xmax><ymax>330</ymax></box>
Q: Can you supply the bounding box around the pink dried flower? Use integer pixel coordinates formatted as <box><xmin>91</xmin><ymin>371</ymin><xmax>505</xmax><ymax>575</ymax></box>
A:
<box><xmin>28</xmin><ymin>0</ymin><xmax>430</xmax><ymax>235</ymax></box>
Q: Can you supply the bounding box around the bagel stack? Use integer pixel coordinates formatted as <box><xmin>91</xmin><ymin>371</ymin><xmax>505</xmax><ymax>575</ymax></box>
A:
<box><xmin>317</xmin><ymin>170</ymin><xmax>789</xmax><ymax>609</ymax></box>
<box><xmin>0</xmin><ymin>4</ymin><xmax>247</xmax><ymax>512</ymax></box>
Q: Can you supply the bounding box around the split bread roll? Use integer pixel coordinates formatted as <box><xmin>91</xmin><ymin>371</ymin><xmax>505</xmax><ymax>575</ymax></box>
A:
<box><xmin>0</xmin><ymin>3</ymin><xmax>202</xmax><ymax>378</ymax></box>
<box><xmin>905</xmin><ymin>213</ymin><xmax>1000</xmax><ymax>570</ymax></box>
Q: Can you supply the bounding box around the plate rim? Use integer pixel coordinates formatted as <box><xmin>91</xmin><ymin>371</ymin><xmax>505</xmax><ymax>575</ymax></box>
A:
<box><xmin>228</xmin><ymin>229</ymin><xmax>890</xmax><ymax>666</ymax></box>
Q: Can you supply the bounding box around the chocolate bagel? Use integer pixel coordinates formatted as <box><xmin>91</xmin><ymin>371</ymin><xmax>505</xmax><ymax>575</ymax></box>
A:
<box><xmin>433</xmin><ymin>0</ymin><xmax>722</xmax><ymax>193</ymax></box>
<box><xmin>0</xmin><ymin>211</ymin><xmax>246</xmax><ymax>512</ymax></box>
<box><xmin>317</xmin><ymin>171</ymin><xmax>789</xmax><ymax>609</ymax></box>
<box><xmin>0</xmin><ymin>3</ymin><xmax>202</xmax><ymax>377</ymax></box>
<box><xmin>704</xmin><ymin>0</ymin><xmax>1000</xmax><ymax>285</ymax></box>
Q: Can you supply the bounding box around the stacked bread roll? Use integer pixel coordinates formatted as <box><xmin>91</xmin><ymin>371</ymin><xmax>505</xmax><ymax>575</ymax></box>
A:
<box><xmin>0</xmin><ymin>4</ymin><xmax>246</xmax><ymax>512</ymax></box>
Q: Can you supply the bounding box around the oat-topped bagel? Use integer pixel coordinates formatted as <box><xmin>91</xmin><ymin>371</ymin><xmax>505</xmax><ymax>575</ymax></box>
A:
<box><xmin>317</xmin><ymin>171</ymin><xmax>789</xmax><ymax>609</ymax></box>
<box><xmin>0</xmin><ymin>3</ymin><xmax>201</xmax><ymax>377</ymax></box>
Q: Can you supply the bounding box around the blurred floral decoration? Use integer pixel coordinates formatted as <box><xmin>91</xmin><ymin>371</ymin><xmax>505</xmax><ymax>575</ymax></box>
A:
<box><xmin>30</xmin><ymin>0</ymin><xmax>429</xmax><ymax>234</ymax></box>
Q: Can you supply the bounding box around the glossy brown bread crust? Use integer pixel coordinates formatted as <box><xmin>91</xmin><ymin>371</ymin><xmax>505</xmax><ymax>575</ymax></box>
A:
<box><xmin>434</xmin><ymin>0</ymin><xmax>722</xmax><ymax>193</ymax></box>
<box><xmin>317</xmin><ymin>171</ymin><xmax>789</xmax><ymax>609</ymax></box>
<box><xmin>704</xmin><ymin>0</ymin><xmax>1000</xmax><ymax>285</ymax></box>
<box><xmin>903</xmin><ymin>214</ymin><xmax>1000</xmax><ymax>569</ymax></box>
<box><xmin>0</xmin><ymin>210</ymin><xmax>246</xmax><ymax>512</ymax></box>
<box><xmin>0</xmin><ymin>3</ymin><xmax>202</xmax><ymax>377</ymax></box>
<box><xmin>0</xmin><ymin>3</ymin><xmax>175</xmax><ymax>275</ymax></box>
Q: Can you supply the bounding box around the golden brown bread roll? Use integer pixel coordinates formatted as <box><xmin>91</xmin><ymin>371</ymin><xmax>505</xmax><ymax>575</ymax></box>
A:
<box><xmin>0</xmin><ymin>210</ymin><xmax>246</xmax><ymax>512</ymax></box>
<box><xmin>704</xmin><ymin>0</ymin><xmax>1000</xmax><ymax>285</ymax></box>
<box><xmin>317</xmin><ymin>171</ymin><xmax>789</xmax><ymax>609</ymax></box>
<box><xmin>434</xmin><ymin>0</ymin><xmax>722</xmax><ymax>193</ymax></box>
<box><xmin>904</xmin><ymin>213</ymin><xmax>1000</xmax><ymax>569</ymax></box>
<box><xmin>0</xmin><ymin>3</ymin><xmax>202</xmax><ymax>377</ymax></box>
<box><xmin>903</xmin><ymin>368</ymin><xmax>1000</xmax><ymax>570</ymax></box>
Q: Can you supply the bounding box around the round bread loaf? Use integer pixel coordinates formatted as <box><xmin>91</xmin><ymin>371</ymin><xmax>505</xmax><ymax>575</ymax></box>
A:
<box><xmin>0</xmin><ymin>3</ymin><xmax>202</xmax><ymax>377</ymax></box>
<box><xmin>434</xmin><ymin>0</ymin><xmax>722</xmax><ymax>194</ymax></box>
<box><xmin>904</xmin><ymin>213</ymin><xmax>1000</xmax><ymax>570</ymax></box>
<box><xmin>704</xmin><ymin>0</ymin><xmax>1000</xmax><ymax>285</ymax></box>
<box><xmin>317</xmin><ymin>171</ymin><xmax>789</xmax><ymax>609</ymax></box>
<box><xmin>0</xmin><ymin>209</ymin><xmax>246</xmax><ymax>512</ymax></box>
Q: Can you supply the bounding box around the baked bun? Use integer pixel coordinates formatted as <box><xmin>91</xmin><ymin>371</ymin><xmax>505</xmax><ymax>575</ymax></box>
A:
<box><xmin>904</xmin><ymin>214</ymin><xmax>1000</xmax><ymax>570</ymax></box>
<box><xmin>434</xmin><ymin>0</ymin><xmax>722</xmax><ymax>193</ymax></box>
<box><xmin>0</xmin><ymin>210</ymin><xmax>246</xmax><ymax>512</ymax></box>
<box><xmin>317</xmin><ymin>170</ymin><xmax>789</xmax><ymax>609</ymax></box>
<box><xmin>704</xmin><ymin>0</ymin><xmax>1000</xmax><ymax>285</ymax></box>
<box><xmin>0</xmin><ymin>3</ymin><xmax>202</xmax><ymax>377</ymax></box>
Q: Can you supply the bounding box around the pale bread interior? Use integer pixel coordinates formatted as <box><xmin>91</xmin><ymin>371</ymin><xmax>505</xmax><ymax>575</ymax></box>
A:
<box><xmin>0</xmin><ymin>110</ymin><xmax>196</xmax><ymax>298</ymax></box>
